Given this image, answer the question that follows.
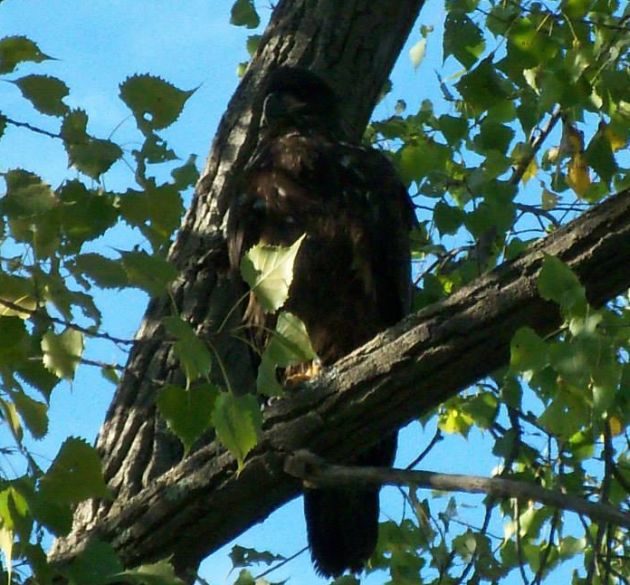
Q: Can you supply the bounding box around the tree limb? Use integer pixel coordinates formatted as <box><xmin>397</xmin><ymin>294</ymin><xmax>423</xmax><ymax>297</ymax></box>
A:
<box><xmin>49</xmin><ymin>188</ymin><xmax>630</xmax><ymax>572</ymax></box>
<box><xmin>284</xmin><ymin>450</ymin><xmax>630</xmax><ymax>531</ymax></box>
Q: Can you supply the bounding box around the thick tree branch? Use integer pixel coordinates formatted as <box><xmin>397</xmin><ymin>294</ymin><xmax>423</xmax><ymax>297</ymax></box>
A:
<box><xmin>50</xmin><ymin>189</ymin><xmax>630</xmax><ymax>572</ymax></box>
<box><xmin>284</xmin><ymin>450</ymin><xmax>630</xmax><ymax>530</ymax></box>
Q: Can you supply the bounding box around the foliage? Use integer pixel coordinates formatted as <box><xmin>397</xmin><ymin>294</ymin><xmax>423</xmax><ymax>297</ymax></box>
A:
<box><xmin>0</xmin><ymin>26</ymin><xmax>196</xmax><ymax>584</ymax></box>
<box><xmin>359</xmin><ymin>1</ymin><xmax>630</xmax><ymax>583</ymax></box>
<box><xmin>0</xmin><ymin>0</ymin><xmax>629</xmax><ymax>584</ymax></box>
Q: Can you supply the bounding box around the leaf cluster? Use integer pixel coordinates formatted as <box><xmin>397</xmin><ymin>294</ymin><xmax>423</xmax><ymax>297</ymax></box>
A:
<box><xmin>0</xmin><ymin>32</ymin><xmax>199</xmax><ymax>583</ymax></box>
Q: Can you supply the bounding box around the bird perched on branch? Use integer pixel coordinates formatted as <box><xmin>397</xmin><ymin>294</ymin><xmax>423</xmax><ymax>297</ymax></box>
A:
<box><xmin>227</xmin><ymin>66</ymin><xmax>415</xmax><ymax>578</ymax></box>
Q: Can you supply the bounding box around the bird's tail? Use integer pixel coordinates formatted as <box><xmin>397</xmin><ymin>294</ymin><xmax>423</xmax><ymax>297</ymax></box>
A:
<box><xmin>303</xmin><ymin>434</ymin><xmax>397</xmax><ymax>577</ymax></box>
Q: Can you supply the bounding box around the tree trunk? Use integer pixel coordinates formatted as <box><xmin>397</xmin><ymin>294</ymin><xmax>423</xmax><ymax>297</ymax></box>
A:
<box><xmin>49</xmin><ymin>0</ymin><xmax>426</xmax><ymax>577</ymax></box>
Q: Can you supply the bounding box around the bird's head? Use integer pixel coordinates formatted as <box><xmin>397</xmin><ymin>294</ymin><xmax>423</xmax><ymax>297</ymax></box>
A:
<box><xmin>261</xmin><ymin>67</ymin><xmax>342</xmax><ymax>135</ymax></box>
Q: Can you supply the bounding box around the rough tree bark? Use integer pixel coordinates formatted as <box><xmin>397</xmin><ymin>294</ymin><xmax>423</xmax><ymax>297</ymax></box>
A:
<box><xmin>49</xmin><ymin>0</ymin><xmax>427</xmax><ymax>578</ymax></box>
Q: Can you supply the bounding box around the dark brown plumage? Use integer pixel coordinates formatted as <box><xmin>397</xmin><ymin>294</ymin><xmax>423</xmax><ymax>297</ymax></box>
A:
<box><xmin>227</xmin><ymin>67</ymin><xmax>414</xmax><ymax>577</ymax></box>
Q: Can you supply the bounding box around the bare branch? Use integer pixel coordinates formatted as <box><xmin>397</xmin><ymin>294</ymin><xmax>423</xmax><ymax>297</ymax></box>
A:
<box><xmin>284</xmin><ymin>450</ymin><xmax>630</xmax><ymax>531</ymax></box>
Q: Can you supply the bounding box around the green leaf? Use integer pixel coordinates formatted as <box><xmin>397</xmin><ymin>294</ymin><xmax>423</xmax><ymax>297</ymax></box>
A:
<box><xmin>101</xmin><ymin>365</ymin><xmax>119</xmax><ymax>386</ymax></box>
<box><xmin>438</xmin><ymin>398</ymin><xmax>474</xmax><ymax>436</ymax></box>
<box><xmin>120</xmin><ymin>250</ymin><xmax>178</xmax><ymax>296</ymax></box>
<box><xmin>118</xmin><ymin>184</ymin><xmax>184</xmax><ymax>246</ymax></box>
<box><xmin>245</xmin><ymin>35</ymin><xmax>262</xmax><ymax>58</ymax></box>
<box><xmin>537</xmin><ymin>254</ymin><xmax>587</xmax><ymax>317</ymax></box>
<box><xmin>119</xmin><ymin>74</ymin><xmax>195</xmax><ymax>132</ymax></box>
<box><xmin>444</xmin><ymin>11</ymin><xmax>485</xmax><ymax>68</ymax></box>
<box><xmin>397</xmin><ymin>140</ymin><xmax>450</xmax><ymax>186</ymax></box>
<box><xmin>71</xmin><ymin>253</ymin><xmax>129</xmax><ymax>289</ymax></box>
<box><xmin>116</xmin><ymin>559</ymin><xmax>186</xmax><ymax>585</ymax></box>
<box><xmin>229</xmin><ymin>545</ymin><xmax>284</xmax><ymax>569</ymax></box>
<box><xmin>212</xmin><ymin>392</ymin><xmax>261</xmax><ymax>470</ymax></box>
<box><xmin>510</xmin><ymin>327</ymin><xmax>548</xmax><ymax>372</ymax></box>
<box><xmin>61</xmin><ymin>110</ymin><xmax>123</xmax><ymax>178</ymax></box>
<box><xmin>0</xmin><ymin>487</ymin><xmax>31</xmax><ymax>546</ymax></box>
<box><xmin>11</xmin><ymin>391</ymin><xmax>48</xmax><ymax>438</ymax></box>
<box><xmin>473</xmin><ymin>121</ymin><xmax>515</xmax><ymax>154</ymax></box>
<box><xmin>163</xmin><ymin>316</ymin><xmax>213</xmax><ymax>384</ymax></box>
<box><xmin>439</xmin><ymin>114</ymin><xmax>468</xmax><ymax>145</ymax></box>
<box><xmin>0</xmin><ymin>316</ymin><xmax>29</xmax><ymax>365</ymax></box>
<box><xmin>2</xmin><ymin>169</ymin><xmax>57</xmax><ymax>218</ymax></box>
<box><xmin>13</xmin><ymin>74</ymin><xmax>69</xmax><ymax>116</ymax></box>
<box><xmin>0</xmin><ymin>275</ymin><xmax>37</xmax><ymax>318</ymax></box>
<box><xmin>230</xmin><ymin>0</ymin><xmax>260</xmax><ymax>28</ymax></box>
<box><xmin>170</xmin><ymin>154</ymin><xmax>199</xmax><ymax>190</ymax></box>
<box><xmin>585</xmin><ymin>129</ymin><xmax>617</xmax><ymax>184</ymax></box>
<box><xmin>434</xmin><ymin>201</ymin><xmax>465</xmax><ymax>235</ymax></box>
<box><xmin>39</xmin><ymin>438</ymin><xmax>109</xmax><ymax>505</ymax></box>
<box><xmin>507</xmin><ymin>17</ymin><xmax>558</xmax><ymax>68</ymax></box>
<box><xmin>41</xmin><ymin>329</ymin><xmax>84</xmax><ymax>380</ymax></box>
<box><xmin>463</xmin><ymin>391</ymin><xmax>498</xmax><ymax>429</ymax></box>
<box><xmin>456</xmin><ymin>58</ymin><xmax>511</xmax><ymax>112</ymax></box>
<box><xmin>66</xmin><ymin>540</ymin><xmax>123</xmax><ymax>585</ymax></box>
<box><xmin>157</xmin><ymin>384</ymin><xmax>218</xmax><ymax>454</ymax></box>
<box><xmin>257</xmin><ymin>311</ymin><xmax>317</xmax><ymax>396</ymax></box>
<box><xmin>233</xmin><ymin>570</ymin><xmax>255</xmax><ymax>585</ymax></box>
<box><xmin>240</xmin><ymin>235</ymin><xmax>305</xmax><ymax>313</ymax></box>
<box><xmin>0</xmin><ymin>36</ymin><xmax>50</xmax><ymax>74</ymax></box>
<box><xmin>58</xmin><ymin>181</ymin><xmax>118</xmax><ymax>249</ymax></box>
<box><xmin>16</xmin><ymin>353</ymin><xmax>61</xmax><ymax>401</ymax></box>
<box><xmin>0</xmin><ymin>398</ymin><xmax>22</xmax><ymax>442</ymax></box>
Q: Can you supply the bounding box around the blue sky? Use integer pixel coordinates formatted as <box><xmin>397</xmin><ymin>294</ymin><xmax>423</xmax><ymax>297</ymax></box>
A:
<box><xmin>0</xmin><ymin>2</ymin><xmax>529</xmax><ymax>584</ymax></box>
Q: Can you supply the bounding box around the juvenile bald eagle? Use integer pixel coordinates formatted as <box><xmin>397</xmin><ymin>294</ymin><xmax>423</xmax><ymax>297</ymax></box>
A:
<box><xmin>227</xmin><ymin>67</ymin><xmax>414</xmax><ymax>577</ymax></box>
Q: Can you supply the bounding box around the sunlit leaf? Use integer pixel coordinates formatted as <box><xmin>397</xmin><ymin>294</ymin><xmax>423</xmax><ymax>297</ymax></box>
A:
<box><xmin>0</xmin><ymin>398</ymin><xmax>22</xmax><ymax>442</ymax></box>
<box><xmin>257</xmin><ymin>311</ymin><xmax>317</xmax><ymax>396</ymax></box>
<box><xmin>566</xmin><ymin>152</ymin><xmax>591</xmax><ymax>198</ymax></box>
<box><xmin>41</xmin><ymin>329</ymin><xmax>84</xmax><ymax>380</ymax></box>
<box><xmin>240</xmin><ymin>235</ymin><xmax>305</xmax><ymax>313</ymax></box>
<box><xmin>0</xmin><ymin>527</ymin><xmax>13</xmax><ymax>582</ymax></box>
<box><xmin>409</xmin><ymin>38</ymin><xmax>427</xmax><ymax>70</ymax></box>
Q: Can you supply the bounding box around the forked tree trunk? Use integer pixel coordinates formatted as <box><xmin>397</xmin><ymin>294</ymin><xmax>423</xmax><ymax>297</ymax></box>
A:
<box><xmin>49</xmin><ymin>0</ymin><xmax>426</xmax><ymax>577</ymax></box>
